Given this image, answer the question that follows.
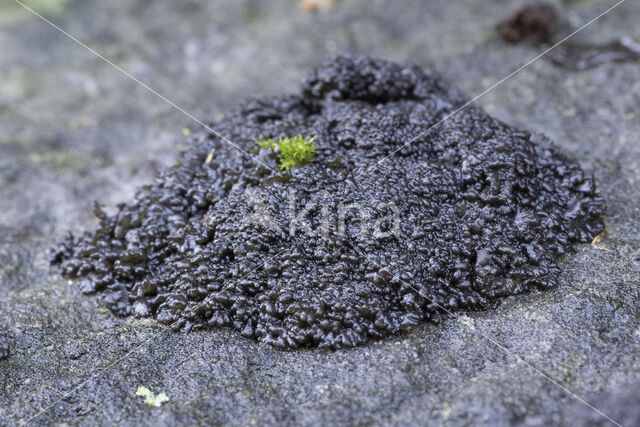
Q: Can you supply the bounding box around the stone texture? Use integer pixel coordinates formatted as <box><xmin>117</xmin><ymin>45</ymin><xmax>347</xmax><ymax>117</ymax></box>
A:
<box><xmin>1</xmin><ymin>0</ymin><xmax>639</xmax><ymax>425</ymax></box>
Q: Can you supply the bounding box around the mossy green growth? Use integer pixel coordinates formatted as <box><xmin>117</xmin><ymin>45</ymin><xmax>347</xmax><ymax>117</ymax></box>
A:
<box><xmin>254</xmin><ymin>134</ymin><xmax>317</xmax><ymax>170</ymax></box>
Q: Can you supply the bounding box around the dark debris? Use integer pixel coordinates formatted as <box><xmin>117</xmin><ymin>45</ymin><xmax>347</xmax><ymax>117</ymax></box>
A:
<box><xmin>497</xmin><ymin>2</ymin><xmax>558</xmax><ymax>45</ymax></box>
<box><xmin>549</xmin><ymin>37</ymin><xmax>640</xmax><ymax>70</ymax></box>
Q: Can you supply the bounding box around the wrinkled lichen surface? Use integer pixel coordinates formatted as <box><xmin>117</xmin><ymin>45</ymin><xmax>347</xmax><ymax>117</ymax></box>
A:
<box><xmin>51</xmin><ymin>55</ymin><xmax>605</xmax><ymax>350</ymax></box>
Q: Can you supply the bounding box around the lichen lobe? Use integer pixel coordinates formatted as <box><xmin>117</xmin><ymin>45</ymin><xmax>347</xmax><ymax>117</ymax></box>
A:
<box><xmin>51</xmin><ymin>55</ymin><xmax>605</xmax><ymax>350</ymax></box>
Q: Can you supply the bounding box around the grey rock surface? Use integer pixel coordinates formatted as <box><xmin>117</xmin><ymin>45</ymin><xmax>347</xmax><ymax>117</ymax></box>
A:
<box><xmin>0</xmin><ymin>0</ymin><xmax>639</xmax><ymax>425</ymax></box>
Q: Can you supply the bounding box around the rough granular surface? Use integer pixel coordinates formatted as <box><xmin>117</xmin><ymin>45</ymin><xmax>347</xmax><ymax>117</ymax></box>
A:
<box><xmin>50</xmin><ymin>55</ymin><xmax>605</xmax><ymax>350</ymax></box>
<box><xmin>0</xmin><ymin>332</ymin><xmax>10</xmax><ymax>360</ymax></box>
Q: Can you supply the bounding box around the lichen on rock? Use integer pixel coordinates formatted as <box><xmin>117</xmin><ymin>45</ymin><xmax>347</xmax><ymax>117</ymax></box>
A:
<box><xmin>50</xmin><ymin>55</ymin><xmax>605</xmax><ymax>350</ymax></box>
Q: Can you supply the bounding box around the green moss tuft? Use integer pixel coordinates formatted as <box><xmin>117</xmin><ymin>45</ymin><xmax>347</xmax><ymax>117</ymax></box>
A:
<box><xmin>254</xmin><ymin>134</ymin><xmax>317</xmax><ymax>170</ymax></box>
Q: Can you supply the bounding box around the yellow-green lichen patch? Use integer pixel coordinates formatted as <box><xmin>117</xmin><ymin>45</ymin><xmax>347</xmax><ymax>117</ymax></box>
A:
<box><xmin>136</xmin><ymin>386</ymin><xmax>169</xmax><ymax>408</ymax></box>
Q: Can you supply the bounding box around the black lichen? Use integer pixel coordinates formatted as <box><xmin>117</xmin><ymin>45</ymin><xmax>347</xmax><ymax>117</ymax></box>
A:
<box><xmin>50</xmin><ymin>55</ymin><xmax>605</xmax><ymax>350</ymax></box>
